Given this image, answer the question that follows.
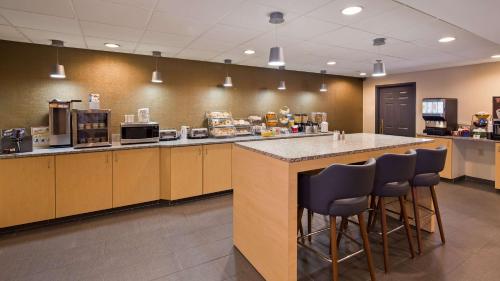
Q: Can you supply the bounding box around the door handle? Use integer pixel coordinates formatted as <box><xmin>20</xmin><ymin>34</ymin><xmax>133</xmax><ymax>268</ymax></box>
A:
<box><xmin>48</xmin><ymin>158</ymin><xmax>51</xmax><ymax>169</ymax></box>
<box><xmin>380</xmin><ymin>119</ymin><xmax>384</xmax><ymax>134</ymax></box>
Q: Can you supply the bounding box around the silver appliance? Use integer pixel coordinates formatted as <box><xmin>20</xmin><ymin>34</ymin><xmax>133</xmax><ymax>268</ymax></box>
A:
<box><xmin>120</xmin><ymin>122</ymin><xmax>160</xmax><ymax>144</ymax></box>
<box><xmin>159</xmin><ymin>129</ymin><xmax>179</xmax><ymax>141</ymax></box>
<box><xmin>72</xmin><ymin>109</ymin><xmax>112</xmax><ymax>148</ymax></box>
<box><xmin>49</xmin><ymin>99</ymin><xmax>81</xmax><ymax>147</ymax></box>
<box><xmin>422</xmin><ymin>98</ymin><xmax>457</xmax><ymax>136</ymax></box>
<box><xmin>188</xmin><ymin>128</ymin><xmax>209</xmax><ymax>139</ymax></box>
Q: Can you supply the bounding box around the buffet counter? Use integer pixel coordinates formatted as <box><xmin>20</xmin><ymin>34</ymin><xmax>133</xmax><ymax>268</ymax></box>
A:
<box><xmin>232</xmin><ymin>133</ymin><xmax>435</xmax><ymax>281</ymax></box>
<box><xmin>0</xmin><ymin>132</ymin><xmax>331</xmax><ymax>229</ymax></box>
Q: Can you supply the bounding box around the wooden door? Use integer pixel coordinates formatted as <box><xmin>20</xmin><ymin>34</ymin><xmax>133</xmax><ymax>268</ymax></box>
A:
<box><xmin>113</xmin><ymin>148</ymin><xmax>160</xmax><ymax>207</ymax></box>
<box><xmin>56</xmin><ymin>152</ymin><xmax>112</xmax><ymax>217</ymax></box>
<box><xmin>171</xmin><ymin>145</ymin><xmax>203</xmax><ymax>200</ymax></box>
<box><xmin>376</xmin><ymin>84</ymin><xmax>416</xmax><ymax>137</ymax></box>
<box><xmin>0</xmin><ymin>156</ymin><xmax>55</xmax><ymax>227</ymax></box>
<box><xmin>203</xmin><ymin>144</ymin><xmax>232</xmax><ymax>194</ymax></box>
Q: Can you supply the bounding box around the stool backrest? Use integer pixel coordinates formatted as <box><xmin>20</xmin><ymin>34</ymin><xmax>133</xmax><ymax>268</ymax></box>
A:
<box><xmin>374</xmin><ymin>150</ymin><xmax>417</xmax><ymax>191</ymax></box>
<box><xmin>415</xmin><ymin>146</ymin><xmax>447</xmax><ymax>175</ymax></box>
<box><xmin>308</xmin><ymin>158</ymin><xmax>376</xmax><ymax>215</ymax></box>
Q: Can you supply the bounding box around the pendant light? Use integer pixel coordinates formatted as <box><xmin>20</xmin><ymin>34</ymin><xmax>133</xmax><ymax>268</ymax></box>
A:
<box><xmin>151</xmin><ymin>51</ymin><xmax>163</xmax><ymax>83</ymax></box>
<box><xmin>319</xmin><ymin>70</ymin><xmax>327</xmax><ymax>92</ymax></box>
<box><xmin>50</xmin><ymin>39</ymin><xmax>66</xmax><ymax>79</ymax></box>
<box><xmin>277</xmin><ymin>66</ymin><xmax>286</xmax><ymax>90</ymax></box>
<box><xmin>372</xmin><ymin>38</ymin><xmax>387</xmax><ymax>77</ymax></box>
<box><xmin>223</xmin><ymin>59</ymin><xmax>233</xmax><ymax>87</ymax></box>
<box><xmin>268</xmin><ymin>12</ymin><xmax>285</xmax><ymax>66</ymax></box>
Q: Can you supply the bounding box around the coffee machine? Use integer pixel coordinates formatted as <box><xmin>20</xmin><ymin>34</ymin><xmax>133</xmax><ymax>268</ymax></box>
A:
<box><xmin>422</xmin><ymin>98</ymin><xmax>457</xmax><ymax>136</ymax></box>
<box><xmin>49</xmin><ymin>99</ymin><xmax>81</xmax><ymax>147</ymax></box>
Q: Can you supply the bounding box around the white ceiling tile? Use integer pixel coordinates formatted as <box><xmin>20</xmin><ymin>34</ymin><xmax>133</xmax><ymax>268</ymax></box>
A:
<box><xmin>309</xmin><ymin>27</ymin><xmax>381</xmax><ymax>51</ymax></box>
<box><xmin>0</xmin><ymin>14</ymin><xmax>8</xmax><ymax>24</ymax></box>
<box><xmin>140</xmin><ymin>30</ymin><xmax>194</xmax><ymax>48</ymax></box>
<box><xmin>0</xmin><ymin>0</ymin><xmax>75</xmax><ymax>18</ymax></box>
<box><xmin>156</xmin><ymin>0</ymin><xmax>245</xmax><ymax>24</ymax></box>
<box><xmin>85</xmin><ymin>36</ymin><xmax>136</xmax><ymax>52</ymax></box>
<box><xmin>20</xmin><ymin>28</ymin><xmax>85</xmax><ymax>47</ymax></box>
<box><xmin>187</xmin><ymin>37</ymin><xmax>234</xmax><ymax>52</ymax></box>
<box><xmin>308</xmin><ymin>0</ymin><xmax>399</xmax><ymax>26</ymax></box>
<box><xmin>0</xmin><ymin>9</ymin><xmax>81</xmax><ymax>34</ymax></box>
<box><xmin>278</xmin><ymin>16</ymin><xmax>341</xmax><ymax>40</ymax></box>
<box><xmin>250</xmin><ymin>0</ymin><xmax>332</xmax><ymax>14</ymax></box>
<box><xmin>73</xmin><ymin>0</ymin><xmax>151</xmax><ymax>29</ymax></box>
<box><xmin>0</xmin><ymin>25</ymin><xmax>28</xmax><ymax>42</ymax></box>
<box><xmin>176</xmin><ymin>48</ymin><xmax>220</xmax><ymax>61</ymax></box>
<box><xmin>211</xmin><ymin>52</ymin><xmax>250</xmax><ymax>64</ymax></box>
<box><xmin>198</xmin><ymin>24</ymin><xmax>262</xmax><ymax>45</ymax></box>
<box><xmin>101</xmin><ymin>0</ymin><xmax>157</xmax><ymax>10</ymax></box>
<box><xmin>134</xmin><ymin>44</ymin><xmax>182</xmax><ymax>57</ymax></box>
<box><xmin>219</xmin><ymin>1</ymin><xmax>300</xmax><ymax>32</ymax></box>
<box><xmin>80</xmin><ymin>21</ymin><xmax>143</xmax><ymax>42</ymax></box>
<box><xmin>147</xmin><ymin>11</ymin><xmax>210</xmax><ymax>37</ymax></box>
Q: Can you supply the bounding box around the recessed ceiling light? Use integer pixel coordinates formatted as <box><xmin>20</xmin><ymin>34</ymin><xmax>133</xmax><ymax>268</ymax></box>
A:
<box><xmin>104</xmin><ymin>43</ymin><xmax>120</xmax><ymax>48</ymax></box>
<box><xmin>327</xmin><ymin>61</ymin><xmax>336</xmax><ymax>65</ymax></box>
<box><xmin>244</xmin><ymin>49</ymin><xmax>255</xmax><ymax>55</ymax></box>
<box><xmin>359</xmin><ymin>72</ymin><xmax>367</xmax><ymax>76</ymax></box>
<box><xmin>341</xmin><ymin>6</ymin><xmax>363</xmax><ymax>15</ymax></box>
<box><xmin>438</xmin><ymin>37</ymin><xmax>456</xmax><ymax>43</ymax></box>
<box><xmin>491</xmin><ymin>54</ymin><xmax>500</xmax><ymax>59</ymax></box>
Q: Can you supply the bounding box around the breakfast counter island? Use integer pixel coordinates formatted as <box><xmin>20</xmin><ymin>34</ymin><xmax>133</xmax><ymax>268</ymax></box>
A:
<box><xmin>232</xmin><ymin>133</ymin><xmax>435</xmax><ymax>281</ymax></box>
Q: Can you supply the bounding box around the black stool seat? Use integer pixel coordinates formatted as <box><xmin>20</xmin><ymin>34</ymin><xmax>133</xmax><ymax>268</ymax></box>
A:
<box><xmin>411</xmin><ymin>172</ymin><xmax>440</xmax><ymax>187</ymax></box>
<box><xmin>329</xmin><ymin>197</ymin><xmax>368</xmax><ymax>217</ymax></box>
<box><xmin>373</xmin><ymin>181</ymin><xmax>409</xmax><ymax>197</ymax></box>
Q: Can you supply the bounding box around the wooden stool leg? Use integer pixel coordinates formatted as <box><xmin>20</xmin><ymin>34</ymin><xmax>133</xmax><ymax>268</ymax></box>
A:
<box><xmin>399</xmin><ymin>196</ymin><xmax>415</xmax><ymax>258</ymax></box>
<box><xmin>411</xmin><ymin>186</ymin><xmax>423</xmax><ymax>255</ymax></box>
<box><xmin>379</xmin><ymin>197</ymin><xmax>389</xmax><ymax>273</ymax></box>
<box><xmin>330</xmin><ymin>216</ymin><xmax>339</xmax><ymax>281</ymax></box>
<box><xmin>430</xmin><ymin>185</ymin><xmax>446</xmax><ymax>244</ymax></box>
<box><xmin>337</xmin><ymin>217</ymin><xmax>348</xmax><ymax>248</ymax></box>
<box><xmin>358</xmin><ymin>212</ymin><xmax>376</xmax><ymax>281</ymax></box>
<box><xmin>307</xmin><ymin>210</ymin><xmax>313</xmax><ymax>243</ymax></box>
<box><xmin>370</xmin><ymin>197</ymin><xmax>381</xmax><ymax>232</ymax></box>
<box><xmin>368</xmin><ymin>195</ymin><xmax>376</xmax><ymax>230</ymax></box>
<box><xmin>298</xmin><ymin>207</ymin><xmax>304</xmax><ymax>242</ymax></box>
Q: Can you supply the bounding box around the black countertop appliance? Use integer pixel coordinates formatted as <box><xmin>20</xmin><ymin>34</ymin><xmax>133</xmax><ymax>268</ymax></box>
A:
<box><xmin>1</xmin><ymin>128</ymin><xmax>33</xmax><ymax>154</ymax></box>
<box><xmin>422</xmin><ymin>98</ymin><xmax>457</xmax><ymax>136</ymax></box>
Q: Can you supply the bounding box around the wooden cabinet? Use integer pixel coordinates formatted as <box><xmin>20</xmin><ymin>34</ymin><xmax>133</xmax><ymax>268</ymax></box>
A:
<box><xmin>0</xmin><ymin>156</ymin><xmax>55</xmax><ymax>228</ymax></box>
<box><xmin>170</xmin><ymin>145</ymin><xmax>203</xmax><ymax>200</ymax></box>
<box><xmin>495</xmin><ymin>143</ymin><xmax>500</xmax><ymax>189</ymax></box>
<box><xmin>419</xmin><ymin>136</ymin><xmax>453</xmax><ymax>179</ymax></box>
<box><xmin>203</xmin><ymin>144</ymin><xmax>232</xmax><ymax>194</ymax></box>
<box><xmin>112</xmin><ymin>148</ymin><xmax>160</xmax><ymax>207</ymax></box>
<box><xmin>160</xmin><ymin>148</ymin><xmax>171</xmax><ymax>200</ymax></box>
<box><xmin>55</xmin><ymin>152</ymin><xmax>112</xmax><ymax>218</ymax></box>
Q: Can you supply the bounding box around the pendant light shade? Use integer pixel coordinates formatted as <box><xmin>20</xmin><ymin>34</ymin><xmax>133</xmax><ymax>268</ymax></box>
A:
<box><xmin>50</xmin><ymin>64</ymin><xmax>66</xmax><ymax>79</ymax></box>
<box><xmin>223</xmin><ymin>59</ymin><xmax>233</xmax><ymax>87</ymax></box>
<box><xmin>50</xmin><ymin>40</ymin><xmax>66</xmax><ymax>79</ymax></box>
<box><xmin>268</xmin><ymin>12</ymin><xmax>285</xmax><ymax>66</ymax></box>
<box><xmin>372</xmin><ymin>59</ymin><xmax>386</xmax><ymax>77</ymax></box>
<box><xmin>278</xmin><ymin>80</ymin><xmax>286</xmax><ymax>90</ymax></box>
<box><xmin>151</xmin><ymin>51</ymin><xmax>163</xmax><ymax>83</ymax></box>
<box><xmin>319</xmin><ymin>70</ymin><xmax>327</xmax><ymax>92</ymax></box>
<box><xmin>269</xmin><ymin>46</ymin><xmax>285</xmax><ymax>66</ymax></box>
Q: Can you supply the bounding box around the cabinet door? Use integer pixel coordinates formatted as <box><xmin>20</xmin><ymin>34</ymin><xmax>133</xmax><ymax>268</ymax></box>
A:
<box><xmin>171</xmin><ymin>146</ymin><xmax>203</xmax><ymax>200</ymax></box>
<box><xmin>113</xmin><ymin>148</ymin><xmax>160</xmax><ymax>207</ymax></box>
<box><xmin>0</xmin><ymin>156</ymin><xmax>55</xmax><ymax>228</ymax></box>
<box><xmin>203</xmin><ymin>144</ymin><xmax>232</xmax><ymax>194</ymax></box>
<box><xmin>496</xmin><ymin>143</ymin><xmax>500</xmax><ymax>189</ymax></box>
<box><xmin>56</xmin><ymin>152</ymin><xmax>112</xmax><ymax>217</ymax></box>
<box><xmin>160</xmin><ymin>148</ymin><xmax>171</xmax><ymax>200</ymax></box>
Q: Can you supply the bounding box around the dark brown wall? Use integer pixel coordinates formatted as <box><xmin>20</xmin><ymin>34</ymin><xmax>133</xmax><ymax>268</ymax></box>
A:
<box><xmin>0</xmin><ymin>40</ymin><xmax>363</xmax><ymax>133</ymax></box>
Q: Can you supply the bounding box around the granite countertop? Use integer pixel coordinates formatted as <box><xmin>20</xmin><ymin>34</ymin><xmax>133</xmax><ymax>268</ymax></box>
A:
<box><xmin>0</xmin><ymin>132</ymin><xmax>332</xmax><ymax>159</ymax></box>
<box><xmin>417</xmin><ymin>134</ymin><xmax>498</xmax><ymax>143</ymax></box>
<box><xmin>235</xmin><ymin>133</ymin><xmax>434</xmax><ymax>162</ymax></box>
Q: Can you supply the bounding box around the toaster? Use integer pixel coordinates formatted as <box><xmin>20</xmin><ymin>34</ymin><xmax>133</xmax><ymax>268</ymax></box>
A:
<box><xmin>188</xmin><ymin>128</ymin><xmax>208</xmax><ymax>139</ymax></box>
<box><xmin>159</xmin><ymin>129</ymin><xmax>179</xmax><ymax>141</ymax></box>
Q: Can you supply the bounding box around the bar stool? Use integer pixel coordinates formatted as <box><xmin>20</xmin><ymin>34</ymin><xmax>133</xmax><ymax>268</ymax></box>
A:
<box><xmin>410</xmin><ymin>146</ymin><xmax>447</xmax><ymax>254</ymax></box>
<box><xmin>368</xmin><ymin>150</ymin><xmax>416</xmax><ymax>273</ymax></box>
<box><xmin>297</xmin><ymin>159</ymin><xmax>377</xmax><ymax>281</ymax></box>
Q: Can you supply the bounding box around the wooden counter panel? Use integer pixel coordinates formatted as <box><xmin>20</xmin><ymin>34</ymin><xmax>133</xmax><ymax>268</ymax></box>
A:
<box><xmin>0</xmin><ymin>156</ymin><xmax>55</xmax><ymax>228</ymax></box>
<box><xmin>170</xmin><ymin>146</ymin><xmax>203</xmax><ymax>200</ymax></box>
<box><xmin>160</xmin><ymin>148</ymin><xmax>172</xmax><ymax>200</ymax></box>
<box><xmin>203</xmin><ymin>143</ymin><xmax>232</xmax><ymax>194</ymax></box>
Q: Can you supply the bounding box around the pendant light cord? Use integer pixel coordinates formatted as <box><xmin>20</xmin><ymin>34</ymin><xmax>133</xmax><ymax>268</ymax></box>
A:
<box><xmin>155</xmin><ymin>56</ymin><xmax>158</xmax><ymax>72</ymax></box>
<box><xmin>56</xmin><ymin>46</ymin><xmax>60</xmax><ymax>65</ymax></box>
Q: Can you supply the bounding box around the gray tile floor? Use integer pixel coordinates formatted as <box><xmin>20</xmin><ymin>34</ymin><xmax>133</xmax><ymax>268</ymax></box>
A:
<box><xmin>1</xmin><ymin>180</ymin><xmax>499</xmax><ymax>281</ymax></box>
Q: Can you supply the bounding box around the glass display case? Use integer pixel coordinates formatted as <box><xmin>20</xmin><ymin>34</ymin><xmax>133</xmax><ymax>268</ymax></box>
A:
<box><xmin>206</xmin><ymin>111</ymin><xmax>235</xmax><ymax>138</ymax></box>
<box><xmin>72</xmin><ymin>109</ymin><xmax>111</xmax><ymax>148</ymax></box>
<box><xmin>233</xmin><ymin>118</ymin><xmax>252</xmax><ymax>136</ymax></box>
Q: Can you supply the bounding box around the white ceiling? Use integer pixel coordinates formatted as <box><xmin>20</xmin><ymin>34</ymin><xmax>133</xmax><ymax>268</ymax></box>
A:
<box><xmin>0</xmin><ymin>0</ymin><xmax>499</xmax><ymax>77</ymax></box>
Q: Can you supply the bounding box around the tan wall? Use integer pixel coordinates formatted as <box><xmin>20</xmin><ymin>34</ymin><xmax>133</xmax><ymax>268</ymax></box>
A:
<box><xmin>363</xmin><ymin>61</ymin><xmax>500</xmax><ymax>134</ymax></box>
<box><xmin>0</xmin><ymin>40</ymin><xmax>363</xmax><ymax>133</ymax></box>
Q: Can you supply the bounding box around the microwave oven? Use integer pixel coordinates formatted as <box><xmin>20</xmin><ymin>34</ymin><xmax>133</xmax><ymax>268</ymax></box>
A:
<box><xmin>120</xmin><ymin>122</ymin><xmax>160</xmax><ymax>144</ymax></box>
